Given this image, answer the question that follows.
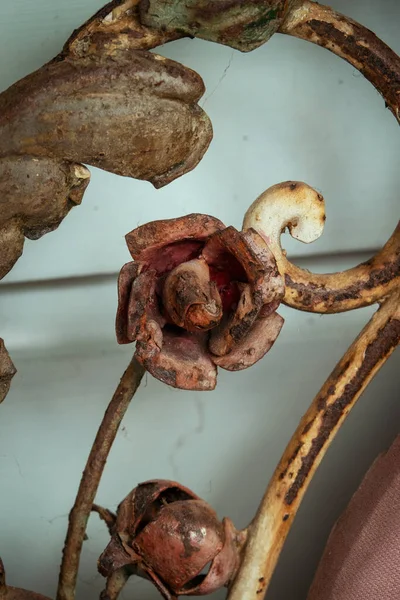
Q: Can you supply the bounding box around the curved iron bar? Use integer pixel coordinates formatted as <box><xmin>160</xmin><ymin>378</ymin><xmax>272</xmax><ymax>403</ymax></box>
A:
<box><xmin>228</xmin><ymin>290</ymin><xmax>400</xmax><ymax>600</ymax></box>
<box><xmin>243</xmin><ymin>182</ymin><xmax>399</xmax><ymax>313</ymax></box>
<box><xmin>57</xmin><ymin>357</ymin><xmax>144</xmax><ymax>600</ymax></box>
<box><xmin>228</xmin><ymin>2</ymin><xmax>400</xmax><ymax>597</ymax></box>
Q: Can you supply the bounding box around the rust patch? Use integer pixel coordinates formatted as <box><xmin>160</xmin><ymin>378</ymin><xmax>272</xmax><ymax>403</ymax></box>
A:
<box><xmin>285</xmin><ymin>250</ymin><xmax>400</xmax><ymax>311</ymax></box>
<box><xmin>278</xmin><ymin>442</ymin><xmax>303</xmax><ymax>480</ymax></box>
<box><xmin>285</xmin><ymin>317</ymin><xmax>400</xmax><ymax>505</ymax></box>
<box><xmin>306</xmin><ymin>19</ymin><xmax>400</xmax><ymax>117</ymax></box>
<box><xmin>301</xmin><ymin>419</ymin><xmax>315</xmax><ymax>435</ymax></box>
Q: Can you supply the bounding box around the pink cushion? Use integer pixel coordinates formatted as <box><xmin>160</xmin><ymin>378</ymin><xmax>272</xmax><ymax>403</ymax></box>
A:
<box><xmin>308</xmin><ymin>435</ymin><xmax>400</xmax><ymax>600</ymax></box>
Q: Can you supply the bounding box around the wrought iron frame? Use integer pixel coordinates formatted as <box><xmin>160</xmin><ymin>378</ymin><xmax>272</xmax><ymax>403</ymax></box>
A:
<box><xmin>0</xmin><ymin>1</ymin><xmax>399</xmax><ymax>599</ymax></box>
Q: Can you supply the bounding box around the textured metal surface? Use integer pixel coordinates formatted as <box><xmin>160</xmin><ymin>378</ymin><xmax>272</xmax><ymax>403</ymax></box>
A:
<box><xmin>98</xmin><ymin>480</ymin><xmax>243</xmax><ymax>598</ymax></box>
<box><xmin>244</xmin><ymin>181</ymin><xmax>400</xmax><ymax>313</ymax></box>
<box><xmin>0</xmin><ymin>0</ymin><xmax>212</xmax><ymax>285</ymax></box>
<box><xmin>0</xmin><ymin>1</ymin><xmax>398</xmax><ymax>600</ymax></box>
<box><xmin>280</xmin><ymin>0</ymin><xmax>400</xmax><ymax>123</ymax></box>
<box><xmin>229</xmin><ymin>291</ymin><xmax>400</xmax><ymax>600</ymax></box>
<box><xmin>117</xmin><ymin>214</ymin><xmax>284</xmax><ymax>389</ymax></box>
<box><xmin>139</xmin><ymin>0</ymin><xmax>295</xmax><ymax>51</ymax></box>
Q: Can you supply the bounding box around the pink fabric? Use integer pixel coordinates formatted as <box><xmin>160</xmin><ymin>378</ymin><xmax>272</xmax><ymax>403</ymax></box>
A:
<box><xmin>308</xmin><ymin>435</ymin><xmax>400</xmax><ymax>600</ymax></box>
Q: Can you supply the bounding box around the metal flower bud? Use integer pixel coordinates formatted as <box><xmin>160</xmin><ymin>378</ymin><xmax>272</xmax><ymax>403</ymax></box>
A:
<box><xmin>98</xmin><ymin>480</ymin><xmax>243</xmax><ymax>598</ymax></box>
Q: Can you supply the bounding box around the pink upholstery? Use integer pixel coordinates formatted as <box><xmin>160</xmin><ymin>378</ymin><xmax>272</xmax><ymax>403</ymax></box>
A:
<box><xmin>308</xmin><ymin>435</ymin><xmax>400</xmax><ymax>600</ymax></box>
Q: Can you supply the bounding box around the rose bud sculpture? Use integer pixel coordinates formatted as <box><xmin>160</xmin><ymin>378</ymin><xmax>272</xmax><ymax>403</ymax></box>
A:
<box><xmin>116</xmin><ymin>214</ymin><xmax>285</xmax><ymax>390</ymax></box>
<box><xmin>98</xmin><ymin>480</ymin><xmax>245</xmax><ymax>599</ymax></box>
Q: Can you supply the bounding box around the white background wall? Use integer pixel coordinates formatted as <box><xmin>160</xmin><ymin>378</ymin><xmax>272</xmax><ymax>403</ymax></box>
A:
<box><xmin>0</xmin><ymin>1</ymin><xmax>399</xmax><ymax>599</ymax></box>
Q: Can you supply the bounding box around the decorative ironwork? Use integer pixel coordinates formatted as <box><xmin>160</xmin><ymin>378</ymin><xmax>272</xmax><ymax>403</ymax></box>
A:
<box><xmin>0</xmin><ymin>1</ymin><xmax>398</xmax><ymax>600</ymax></box>
<box><xmin>116</xmin><ymin>214</ymin><xmax>284</xmax><ymax>389</ymax></box>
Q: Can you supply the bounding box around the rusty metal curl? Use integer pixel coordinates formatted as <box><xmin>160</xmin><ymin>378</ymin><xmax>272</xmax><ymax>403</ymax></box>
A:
<box><xmin>243</xmin><ymin>181</ymin><xmax>400</xmax><ymax>313</ymax></box>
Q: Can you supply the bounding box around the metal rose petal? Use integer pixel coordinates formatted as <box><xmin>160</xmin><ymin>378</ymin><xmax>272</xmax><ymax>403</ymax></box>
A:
<box><xmin>125</xmin><ymin>214</ymin><xmax>225</xmax><ymax>265</ymax></box>
<box><xmin>116</xmin><ymin>480</ymin><xmax>199</xmax><ymax>540</ymax></box>
<box><xmin>135</xmin><ymin>328</ymin><xmax>217</xmax><ymax>391</ymax></box>
<box><xmin>162</xmin><ymin>258</ymin><xmax>223</xmax><ymax>331</ymax></box>
<box><xmin>182</xmin><ymin>517</ymin><xmax>240</xmax><ymax>596</ymax></box>
<box><xmin>212</xmin><ymin>312</ymin><xmax>284</xmax><ymax>371</ymax></box>
<box><xmin>118</xmin><ymin>217</ymin><xmax>285</xmax><ymax>388</ymax></box>
<box><xmin>203</xmin><ymin>226</ymin><xmax>284</xmax><ymax>307</ymax></box>
<box><xmin>134</xmin><ymin>499</ymin><xmax>224</xmax><ymax>591</ymax></box>
<box><xmin>116</xmin><ymin>262</ymin><xmax>141</xmax><ymax>344</ymax></box>
<box><xmin>209</xmin><ymin>283</ymin><xmax>258</xmax><ymax>357</ymax></box>
<box><xmin>97</xmin><ymin>481</ymin><xmax>246</xmax><ymax>598</ymax></box>
<box><xmin>126</xmin><ymin>270</ymin><xmax>165</xmax><ymax>342</ymax></box>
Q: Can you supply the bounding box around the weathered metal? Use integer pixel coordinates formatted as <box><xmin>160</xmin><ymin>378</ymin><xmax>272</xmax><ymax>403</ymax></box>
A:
<box><xmin>139</xmin><ymin>0</ymin><xmax>295</xmax><ymax>52</ymax></box>
<box><xmin>0</xmin><ymin>2</ymin><xmax>398</xmax><ymax>600</ymax></box>
<box><xmin>0</xmin><ymin>0</ymin><xmax>212</xmax><ymax>283</ymax></box>
<box><xmin>56</xmin><ymin>358</ymin><xmax>145</xmax><ymax>600</ymax></box>
<box><xmin>98</xmin><ymin>480</ymin><xmax>244</xmax><ymax>599</ymax></box>
<box><xmin>99</xmin><ymin>568</ymin><xmax>130</xmax><ymax>600</ymax></box>
<box><xmin>0</xmin><ymin>159</ymin><xmax>90</xmax><ymax>279</ymax></box>
<box><xmin>228</xmin><ymin>290</ymin><xmax>400</xmax><ymax>600</ymax></box>
<box><xmin>64</xmin><ymin>0</ymin><xmax>182</xmax><ymax>58</ymax></box>
<box><xmin>116</xmin><ymin>214</ymin><xmax>284</xmax><ymax>389</ymax></box>
<box><xmin>243</xmin><ymin>181</ymin><xmax>400</xmax><ymax>313</ymax></box>
<box><xmin>280</xmin><ymin>0</ymin><xmax>400</xmax><ymax>124</ymax></box>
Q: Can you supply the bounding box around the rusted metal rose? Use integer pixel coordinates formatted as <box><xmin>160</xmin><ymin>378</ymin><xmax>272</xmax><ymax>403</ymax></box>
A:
<box><xmin>98</xmin><ymin>480</ymin><xmax>244</xmax><ymax>598</ymax></box>
<box><xmin>0</xmin><ymin>339</ymin><xmax>16</xmax><ymax>404</ymax></box>
<box><xmin>116</xmin><ymin>213</ymin><xmax>284</xmax><ymax>390</ymax></box>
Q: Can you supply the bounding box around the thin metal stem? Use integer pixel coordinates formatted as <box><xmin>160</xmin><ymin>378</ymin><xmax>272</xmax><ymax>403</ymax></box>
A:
<box><xmin>56</xmin><ymin>356</ymin><xmax>145</xmax><ymax>600</ymax></box>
